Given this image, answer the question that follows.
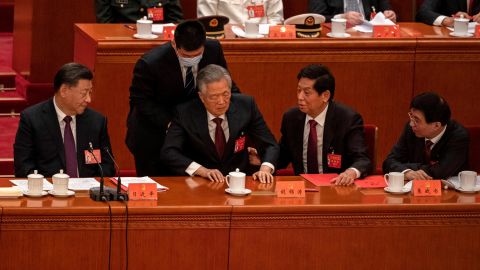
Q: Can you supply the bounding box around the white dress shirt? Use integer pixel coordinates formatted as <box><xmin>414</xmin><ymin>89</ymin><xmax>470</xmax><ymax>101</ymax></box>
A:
<box><xmin>197</xmin><ymin>0</ymin><xmax>284</xmax><ymax>25</ymax></box>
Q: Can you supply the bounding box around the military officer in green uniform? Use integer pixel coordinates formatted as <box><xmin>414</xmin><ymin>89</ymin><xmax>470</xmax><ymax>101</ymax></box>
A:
<box><xmin>96</xmin><ymin>0</ymin><xmax>184</xmax><ymax>23</ymax></box>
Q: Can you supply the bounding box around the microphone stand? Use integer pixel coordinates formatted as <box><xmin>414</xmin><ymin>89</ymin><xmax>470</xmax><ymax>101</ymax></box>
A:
<box><xmin>104</xmin><ymin>146</ymin><xmax>129</xmax><ymax>201</ymax></box>
<box><xmin>88</xmin><ymin>142</ymin><xmax>114</xmax><ymax>201</ymax></box>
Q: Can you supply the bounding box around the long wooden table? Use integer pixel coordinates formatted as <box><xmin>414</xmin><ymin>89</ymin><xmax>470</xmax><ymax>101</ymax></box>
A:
<box><xmin>73</xmin><ymin>23</ymin><xmax>480</xmax><ymax>171</ymax></box>
<box><xmin>1</xmin><ymin>176</ymin><xmax>479</xmax><ymax>270</ymax></box>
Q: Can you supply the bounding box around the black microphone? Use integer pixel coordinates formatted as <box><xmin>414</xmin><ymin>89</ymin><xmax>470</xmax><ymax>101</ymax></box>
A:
<box><xmin>88</xmin><ymin>142</ymin><xmax>114</xmax><ymax>201</ymax></box>
<box><xmin>104</xmin><ymin>146</ymin><xmax>128</xmax><ymax>201</ymax></box>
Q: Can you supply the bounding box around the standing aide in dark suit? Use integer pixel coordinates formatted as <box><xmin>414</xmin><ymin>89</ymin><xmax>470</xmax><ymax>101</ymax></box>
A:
<box><xmin>161</xmin><ymin>64</ymin><xmax>279</xmax><ymax>183</ymax></box>
<box><xmin>308</xmin><ymin>0</ymin><xmax>396</xmax><ymax>25</ymax></box>
<box><xmin>416</xmin><ymin>0</ymin><xmax>480</xmax><ymax>27</ymax></box>
<box><xmin>96</xmin><ymin>0</ymin><xmax>183</xmax><ymax>23</ymax></box>
<box><xmin>14</xmin><ymin>63</ymin><xmax>115</xmax><ymax>178</ymax></box>
<box><xmin>383</xmin><ymin>92</ymin><xmax>469</xmax><ymax>180</ymax></box>
<box><xmin>126</xmin><ymin>20</ymin><xmax>240</xmax><ymax>176</ymax></box>
<box><xmin>277</xmin><ymin>64</ymin><xmax>371</xmax><ymax>185</ymax></box>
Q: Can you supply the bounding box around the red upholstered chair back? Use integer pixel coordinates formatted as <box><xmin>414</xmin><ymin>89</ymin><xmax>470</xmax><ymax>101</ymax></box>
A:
<box><xmin>276</xmin><ymin>124</ymin><xmax>378</xmax><ymax>176</ymax></box>
<box><xmin>466</xmin><ymin>126</ymin><xmax>480</xmax><ymax>172</ymax></box>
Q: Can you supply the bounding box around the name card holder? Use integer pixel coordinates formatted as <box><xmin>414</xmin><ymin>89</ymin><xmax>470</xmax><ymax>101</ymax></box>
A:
<box><xmin>476</xmin><ymin>25</ymin><xmax>480</xmax><ymax>38</ymax></box>
<box><xmin>275</xmin><ymin>181</ymin><xmax>305</xmax><ymax>197</ymax></box>
<box><xmin>373</xmin><ymin>25</ymin><xmax>400</xmax><ymax>38</ymax></box>
<box><xmin>412</xmin><ymin>180</ymin><xmax>442</xmax><ymax>197</ymax></box>
<box><xmin>163</xmin><ymin>25</ymin><xmax>176</xmax><ymax>40</ymax></box>
<box><xmin>269</xmin><ymin>25</ymin><xmax>296</xmax><ymax>39</ymax></box>
<box><xmin>128</xmin><ymin>183</ymin><xmax>158</xmax><ymax>200</ymax></box>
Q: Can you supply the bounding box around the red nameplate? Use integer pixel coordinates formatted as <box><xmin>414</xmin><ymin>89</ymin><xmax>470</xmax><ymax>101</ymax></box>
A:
<box><xmin>327</xmin><ymin>153</ymin><xmax>341</xmax><ymax>168</ymax></box>
<box><xmin>269</xmin><ymin>25</ymin><xmax>296</xmax><ymax>39</ymax></box>
<box><xmin>476</xmin><ymin>25</ymin><xmax>480</xmax><ymax>38</ymax></box>
<box><xmin>84</xmin><ymin>149</ymin><xmax>101</xmax><ymax>164</ymax></box>
<box><xmin>373</xmin><ymin>25</ymin><xmax>400</xmax><ymax>38</ymax></box>
<box><xmin>163</xmin><ymin>25</ymin><xmax>176</xmax><ymax>40</ymax></box>
<box><xmin>275</xmin><ymin>181</ymin><xmax>305</xmax><ymax>197</ymax></box>
<box><xmin>412</xmin><ymin>180</ymin><xmax>442</xmax><ymax>197</ymax></box>
<box><xmin>300</xmin><ymin>173</ymin><xmax>338</xmax><ymax>186</ymax></box>
<box><xmin>128</xmin><ymin>183</ymin><xmax>158</xmax><ymax>200</ymax></box>
<box><xmin>355</xmin><ymin>175</ymin><xmax>387</xmax><ymax>188</ymax></box>
<box><xmin>147</xmin><ymin>7</ymin><xmax>164</xmax><ymax>22</ymax></box>
<box><xmin>247</xmin><ymin>4</ymin><xmax>265</xmax><ymax>18</ymax></box>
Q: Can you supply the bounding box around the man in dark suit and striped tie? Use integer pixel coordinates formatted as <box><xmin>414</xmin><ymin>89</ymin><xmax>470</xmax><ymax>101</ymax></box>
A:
<box><xmin>126</xmin><ymin>19</ymin><xmax>240</xmax><ymax>177</ymax></box>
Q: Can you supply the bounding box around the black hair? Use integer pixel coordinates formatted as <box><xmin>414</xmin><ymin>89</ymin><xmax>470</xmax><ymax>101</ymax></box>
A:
<box><xmin>410</xmin><ymin>92</ymin><xmax>451</xmax><ymax>125</ymax></box>
<box><xmin>53</xmin><ymin>62</ymin><xmax>93</xmax><ymax>92</ymax></box>
<box><xmin>297</xmin><ymin>64</ymin><xmax>335</xmax><ymax>100</ymax></box>
<box><xmin>174</xmin><ymin>20</ymin><xmax>206</xmax><ymax>51</ymax></box>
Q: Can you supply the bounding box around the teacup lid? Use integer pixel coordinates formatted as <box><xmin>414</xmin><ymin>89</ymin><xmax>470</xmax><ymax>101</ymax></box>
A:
<box><xmin>53</xmin><ymin>169</ymin><xmax>69</xmax><ymax>179</ymax></box>
<box><xmin>137</xmin><ymin>16</ymin><xmax>153</xmax><ymax>23</ymax></box>
<box><xmin>230</xmin><ymin>168</ymin><xmax>246</xmax><ymax>177</ymax></box>
<box><xmin>27</xmin><ymin>170</ymin><xmax>44</xmax><ymax>179</ymax></box>
<box><xmin>454</xmin><ymin>15</ymin><xmax>469</xmax><ymax>21</ymax></box>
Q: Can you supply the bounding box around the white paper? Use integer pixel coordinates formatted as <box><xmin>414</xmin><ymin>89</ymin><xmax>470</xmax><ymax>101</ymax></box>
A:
<box><xmin>152</xmin><ymin>23</ymin><xmax>175</xmax><ymax>34</ymax></box>
<box><xmin>10</xmin><ymin>179</ymin><xmax>53</xmax><ymax>192</ymax></box>
<box><xmin>447</xmin><ymin>22</ymin><xmax>478</xmax><ymax>34</ymax></box>
<box><xmin>259</xmin><ymin>24</ymin><xmax>270</xmax><ymax>35</ymax></box>
<box><xmin>353</xmin><ymin>12</ymin><xmax>395</xmax><ymax>33</ymax></box>
<box><xmin>446</xmin><ymin>176</ymin><xmax>480</xmax><ymax>188</ymax></box>
<box><xmin>113</xmin><ymin>176</ymin><xmax>169</xmax><ymax>191</ymax></box>
<box><xmin>68</xmin><ymin>178</ymin><xmax>100</xmax><ymax>190</ymax></box>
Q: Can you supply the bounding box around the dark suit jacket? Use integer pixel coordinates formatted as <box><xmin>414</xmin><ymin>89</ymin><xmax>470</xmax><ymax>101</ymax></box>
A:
<box><xmin>278</xmin><ymin>101</ymin><xmax>371</xmax><ymax>177</ymax></box>
<box><xmin>160</xmin><ymin>94</ymin><xmax>279</xmax><ymax>176</ymax></box>
<box><xmin>126</xmin><ymin>39</ymin><xmax>239</xmax><ymax>175</ymax></box>
<box><xmin>383</xmin><ymin>120</ymin><xmax>469</xmax><ymax>179</ymax></box>
<box><xmin>14</xmin><ymin>98</ymin><xmax>115</xmax><ymax>178</ymax></box>
<box><xmin>95</xmin><ymin>0</ymin><xmax>183</xmax><ymax>23</ymax></box>
<box><xmin>308</xmin><ymin>0</ymin><xmax>392</xmax><ymax>22</ymax></box>
<box><xmin>416</xmin><ymin>0</ymin><xmax>480</xmax><ymax>25</ymax></box>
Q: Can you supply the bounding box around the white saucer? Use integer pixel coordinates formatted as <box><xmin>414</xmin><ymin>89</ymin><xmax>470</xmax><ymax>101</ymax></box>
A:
<box><xmin>225</xmin><ymin>188</ymin><xmax>252</xmax><ymax>196</ymax></box>
<box><xmin>384</xmin><ymin>187</ymin><xmax>410</xmax><ymax>194</ymax></box>
<box><xmin>449</xmin><ymin>32</ymin><xmax>474</xmax><ymax>38</ymax></box>
<box><xmin>326</xmin><ymin>32</ymin><xmax>351</xmax><ymax>38</ymax></box>
<box><xmin>231</xmin><ymin>26</ymin><xmax>264</xmax><ymax>39</ymax></box>
<box><xmin>48</xmin><ymin>190</ymin><xmax>75</xmax><ymax>197</ymax></box>
<box><xmin>23</xmin><ymin>191</ymin><xmax>48</xmax><ymax>197</ymax></box>
<box><xmin>455</xmin><ymin>186</ymin><xmax>480</xmax><ymax>194</ymax></box>
<box><xmin>133</xmin><ymin>33</ymin><xmax>159</xmax><ymax>39</ymax></box>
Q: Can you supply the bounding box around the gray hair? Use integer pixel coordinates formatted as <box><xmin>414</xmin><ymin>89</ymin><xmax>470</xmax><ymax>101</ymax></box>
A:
<box><xmin>197</xmin><ymin>64</ymin><xmax>232</xmax><ymax>93</ymax></box>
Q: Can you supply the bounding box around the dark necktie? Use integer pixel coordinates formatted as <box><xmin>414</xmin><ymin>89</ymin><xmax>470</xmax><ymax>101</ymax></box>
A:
<box><xmin>213</xmin><ymin>118</ymin><xmax>226</xmax><ymax>158</ymax></box>
<box><xmin>63</xmin><ymin>116</ymin><xmax>78</xmax><ymax>177</ymax></box>
<box><xmin>424</xmin><ymin>140</ymin><xmax>434</xmax><ymax>163</ymax></box>
<box><xmin>307</xmin><ymin>120</ymin><xmax>319</xmax><ymax>174</ymax></box>
<box><xmin>184</xmin><ymin>66</ymin><xmax>195</xmax><ymax>96</ymax></box>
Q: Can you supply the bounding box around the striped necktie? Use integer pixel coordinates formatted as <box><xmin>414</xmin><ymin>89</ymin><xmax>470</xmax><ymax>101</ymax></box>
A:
<box><xmin>184</xmin><ymin>66</ymin><xmax>196</xmax><ymax>96</ymax></box>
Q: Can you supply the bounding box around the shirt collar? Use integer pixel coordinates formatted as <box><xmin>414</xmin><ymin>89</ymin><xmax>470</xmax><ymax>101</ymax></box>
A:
<box><xmin>427</xmin><ymin>124</ymin><xmax>447</xmax><ymax>145</ymax></box>
<box><xmin>207</xmin><ymin>111</ymin><xmax>226</xmax><ymax>122</ymax></box>
<box><xmin>53</xmin><ymin>96</ymin><xmax>76</xmax><ymax>123</ymax></box>
<box><xmin>305</xmin><ymin>104</ymin><xmax>329</xmax><ymax>127</ymax></box>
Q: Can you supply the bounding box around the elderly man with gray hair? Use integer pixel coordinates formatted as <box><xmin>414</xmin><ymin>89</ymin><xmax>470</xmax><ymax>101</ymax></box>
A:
<box><xmin>161</xmin><ymin>64</ymin><xmax>279</xmax><ymax>183</ymax></box>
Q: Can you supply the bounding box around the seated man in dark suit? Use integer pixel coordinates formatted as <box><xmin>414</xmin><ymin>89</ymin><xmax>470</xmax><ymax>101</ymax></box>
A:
<box><xmin>14</xmin><ymin>63</ymin><xmax>115</xmax><ymax>178</ymax></box>
<box><xmin>277</xmin><ymin>64</ymin><xmax>371</xmax><ymax>185</ymax></box>
<box><xmin>383</xmin><ymin>92</ymin><xmax>469</xmax><ymax>180</ymax></box>
<box><xmin>95</xmin><ymin>0</ymin><xmax>183</xmax><ymax>23</ymax></box>
<box><xmin>161</xmin><ymin>64</ymin><xmax>279</xmax><ymax>183</ymax></box>
<box><xmin>416</xmin><ymin>0</ymin><xmax>480</xmax><ymax>27</ymax></box>
<box><xmin>308</xmin><ymin>0</ymin><xmax>396</xmax><ymax>25</ymax></box>
<box><xmin>126</xmin><ymin>19</ymin><xmax>240</xmax><ymax>177</ymax></box>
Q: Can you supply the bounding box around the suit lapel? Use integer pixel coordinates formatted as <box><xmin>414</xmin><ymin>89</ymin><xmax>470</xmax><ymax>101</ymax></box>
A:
<box><xmin>43</xmin><ymin>99</ymin><xmax>65</xmax><ymax>167</ymax></box>
<box><xmin>322</xmin><ymin>102</ymin><xmax>336</xmax><ymax>163</ymax></box>
<box><xmin>225</xmin><ymin>101</ymin><xmax>240</xmax><ymax>160</ymax></box>
<box><xmin>191</xmin><ymin>100</ymin><xmax>219</xmax><ymax>160</ymax></box>
<box><xmin>292</xmin><ymin>109</ymin><xmax>306</xmax><ymax>172</ymax></box>
<box><xmin>76</xmin><ymin>112</ymin><xmax>90</xmax><ymax>175</ymax></box>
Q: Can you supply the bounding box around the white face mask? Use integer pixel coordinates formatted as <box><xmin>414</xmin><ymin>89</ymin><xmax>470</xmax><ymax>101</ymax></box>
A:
<box><xmin>178</xmin><ymin>54</ymin><xmax>203</xmax><ymax>67</ymax></box>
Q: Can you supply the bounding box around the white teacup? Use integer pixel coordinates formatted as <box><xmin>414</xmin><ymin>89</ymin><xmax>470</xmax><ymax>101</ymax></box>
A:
<box><xmin>27</xmin><ymin>170</ymin><xmax>44</xmax><ymax>195</ymax></box>
<box><xmin>458</xmin><ymin>170</ymin><xmax>477</xmax><ymax>190</ymax></box>
<box><xmin>52</xmin><ymin>170</ymin><xmax>69</xmax><ymax>195</ymax></box>
<box><xmin>384</xmin><ymin>172</ymin><xmax>405</xmax><ymax>192</ymax></box>
<box><xmin>226</xmin><ymin>168</ymin><xmax>246</xmax><ymax>192</ymax></box>
<box><xmin>331</xmin><ymin>18</ymin><xmax>347</xmax><ymax>36</ymax></box>
<box><xmin>136</xmin><ymin>17</ymin><xmax>153</xmax><ymax>36</ymax></box>
<box><xmin>244</xmin><ymin>20</ymin><xmax>259</xmax><ymax>37</ymax></box>
<box><xmin>453</xmin><ymin>17</ymin><xmax>469</xmax><ymax>35</ymax></box>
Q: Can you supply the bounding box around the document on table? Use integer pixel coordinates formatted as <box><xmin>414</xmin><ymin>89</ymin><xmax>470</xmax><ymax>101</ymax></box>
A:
<box><xmin>10</xmin><ymin>179</ymin><xmax>54</xmax><ymax>192</ymax></box>
<box><xmin>111</xmin><ymin>176</ymin><xmax>169</xmax><ymax>191</ymax></box>
<box><xmin>353</xmin><ymin>12</ymin><xmax>395</xmax><ymax>33</ymax></box>
<box><xmin>68</xmin><ymin>178</ymin><xmax>100</xmax><ymax>190</ymax></box>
